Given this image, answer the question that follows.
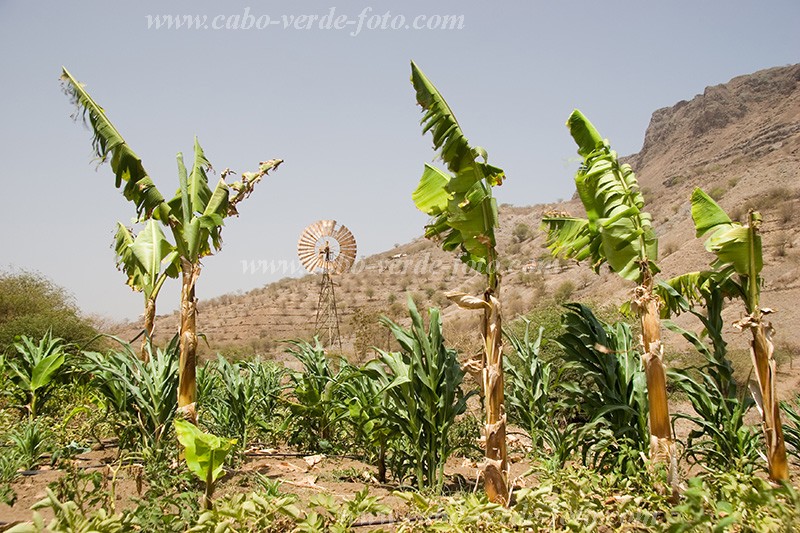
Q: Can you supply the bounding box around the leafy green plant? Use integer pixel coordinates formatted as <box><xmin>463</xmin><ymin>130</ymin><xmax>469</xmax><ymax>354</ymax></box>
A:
<box><xmin>297</xmin><ymin>488</ymin><xmax>391</xmax><ymax>533</ymax></box>
<box><xmin>185</xmin><ymin>491</ymin><xmax>302</xmax><ymax>532</ymax></box>
<box><xmin>503</xmin><ymin>321</ymin><xmax>550</xmax><ymax>445</ymax></box>
<box><xmin>556</xmin><ymin>303</ymin><xmax>649</xmax><ymax>475</ymax></box>
<box><xmin>503</xmin><ymin>319</ymin><xmax>577</xmax><ymax>468</ymax></box>
<box><xmin>284</xmin><ymin>338</ymin><xmax>343</xmax><ymax>452</ymax></box>
<box><xmin>5</xmin><ymin>331</ymin><xmax>68</xmax><ymax>418</ymax></box>
<box><xmin>782</xmin><ymin>395</ymin><xmax>800</xmax><ymax>463</ymax></box>
<box><xmin>79</xmin><ymin>336</ymin><xmax>179</xmax><ymax>454</ymax></box>
<box><xmin>335</xmin><ymin>360</ymin><xmax>393</xmax><ymax>481</ymax></box>
<box><xmin>660</xmin><ymin>283</ymin><xmax>760</xmax><ymax>472</ymax></box>
<box><xmin>666</xmin><ymin>472</ymin><xmax>800</xmax><ymax>531</ymax></box>
<box><xmin>448</xmin><ymin>414</ymin><xmax>483</xmax><ymax>462</ymax></box>
<box><xmin>8</xmin><ymin>417</ymin><xmax>54</xmax><ymax>470</ymax></box>
<box><xmin>0</xmin><ymin>448</ymin><xmax>23</xmax><ymax>505</ymax></box>
<box><xmin>125</xmin><ymin>456</ymin><xmax>202</xmax><ymax>532</ymax></box>
<box><xmin>512</xmin><ymin>463</ymin><xmax>669</xmax><ymax>531</ymax></box>
<box><xmin>199</xmin><ymin>355</ymin><xmax>285</xmax><ymax>447</ymax></box>
<box><xmin>48</xmin><ymin>462</ymin><xmax>110</xmax><ymax>515</ymax></box>
<box><xmin>174</xmin><ymin>419</ymin><xmax>236</xmax><ymax>509</ymax></box>
<box><xmin>396</xmin><ymin>491</ymin><xmax>510</xmax><ymax>532</ymax></box>
<box><xmin>6</xmin><ymin>488</ymin><xmax>128</xmax><ymax>533</ymax></box>
<box><xmin>371</xmin><ymin>297</ymin><xmax>475</xmax><ymax>491</ymax></box>
<box><xmin>409</xmin><ymin>61</ymin><xmax>509</xmax><ymax>503</ymax></box>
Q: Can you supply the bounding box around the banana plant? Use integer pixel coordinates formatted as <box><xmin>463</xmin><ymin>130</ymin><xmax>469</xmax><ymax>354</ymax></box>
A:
<box><xmin>677</xmin><ymin>188</ymin><xmax>788</xmax><ymax>481</ymax></box>
<box><xmin>409</xmin><ymin>61</ymin><xmax>509</xmax><ymax>503</ymax></box>
<box><xmin>61</xmin><ymin>68</ymin><xmax>282</xmax><ymax>424</ymax></box>
<box><xmin>541</xmin><ymin>110</ymin><xmax>675</xmax><ymax>487</ymax></box>
<box><xmin>114</xmin><ymin>219</ymin><xmax>180</xmax><ymax>361</ymax></box>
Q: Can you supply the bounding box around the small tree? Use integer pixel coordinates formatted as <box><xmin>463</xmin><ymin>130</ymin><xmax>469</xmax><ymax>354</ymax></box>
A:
<box><xmin>61</xmin><ymin>68</ymin><xmax>282</xmax><ymax>423</ymax></box>
<box><xmin>542</xmin><ymin>110</ymin><xmax>675</xmax><ymax>490</ymax></box>
<box><xmin>668</xmin><ymin>188</ymin><xmax>789</xmax><ymax>481</ymax></box>
<box><xmin>409</xmin><ymin>61</ymin><xmax>509</xmax><ymax>503</ymax></box>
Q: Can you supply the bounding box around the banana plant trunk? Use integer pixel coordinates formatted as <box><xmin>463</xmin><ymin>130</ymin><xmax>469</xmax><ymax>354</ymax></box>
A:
<box><xmin>636</xmin><ymin>273</ymin><xmax>676</xmax><ymax>492</ymax></box>
<box><xmin>141</xmin><ymin>297</ymin><xmax>156</xmax><ymax>363</ymax></box>
<box><xmin>749</xmin><ymin>317</ymin><xmax>789</xmax><ymax>481</ymax></box>
<box><xmin>178</xmin><ymin>260</ymin><xmax>201</xmax><ymax>424</ymax></box>
<box><xmin>482</xmin><ymin>289</ymin><xmax>508</xmax><ymax>505</ymax></box>
<box><xmin>745</xmin><ymin>212</ymin><xmax>789</xmax><ymax>481</ymax></box>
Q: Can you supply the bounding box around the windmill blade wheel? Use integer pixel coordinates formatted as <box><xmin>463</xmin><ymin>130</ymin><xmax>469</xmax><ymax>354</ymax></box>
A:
<box><xmin>297</xmin><ymin>220</ymin><xmax>357</xmax><ymax>274</ymax></box>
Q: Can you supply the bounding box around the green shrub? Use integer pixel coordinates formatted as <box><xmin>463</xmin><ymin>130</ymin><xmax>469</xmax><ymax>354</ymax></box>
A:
<box><xmin>0</xmin><ymin>270</ymin><xmax>96</xmax><ymax>352</ymax></box>
<box><xmin>512</xmin><ymin>222</ymin><xmax>533</xmax><ymax>243</ymax></box>
<box><xmin>553</xmin><ymin>280</ymin><xmax>576</xmax><ymax>303</ymax></box>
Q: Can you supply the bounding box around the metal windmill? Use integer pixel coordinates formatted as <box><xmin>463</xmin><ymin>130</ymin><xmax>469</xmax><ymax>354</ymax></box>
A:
<box><xmin>297</xmin><ymin>220</ymin><xmax>357</xmax><ymax>350</ymax></box>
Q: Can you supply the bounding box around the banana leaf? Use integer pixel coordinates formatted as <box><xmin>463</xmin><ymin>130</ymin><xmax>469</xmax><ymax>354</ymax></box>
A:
<box><xmin>542</xmin><ymin>110</ymin><xmax>657</xmax><ymax>283</ymax></box>
<box><xmin>410</xmin><ymin>62</ymin><xmax>504</xmax><ymax>278</ymax></box>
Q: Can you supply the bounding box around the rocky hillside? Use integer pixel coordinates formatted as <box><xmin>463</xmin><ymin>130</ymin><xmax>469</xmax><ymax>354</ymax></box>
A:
<box><xmin>115</xmin><ymin>64</ymin><xmax>800</xmax><ymax>372</ymax></box>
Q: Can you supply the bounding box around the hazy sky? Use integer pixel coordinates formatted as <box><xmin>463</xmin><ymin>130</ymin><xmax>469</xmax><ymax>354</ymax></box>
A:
<box><xmin>1</xmin><ymin>1</ymin><xmax>798</xmax><ymax>321</ymax></box>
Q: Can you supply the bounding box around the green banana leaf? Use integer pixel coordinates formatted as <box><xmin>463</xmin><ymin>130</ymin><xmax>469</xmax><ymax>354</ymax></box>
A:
<box><xmin>114</xmin><ymin>220</ymin><xmax>179</xmax><ymax>300</ymax></box>
<box><xmin>174</xmin><ymin>419</ymin><xmax>236</xmax><ymax>484</ymax></box>
<box><xmin>410</xmin><ymin>62</ymin><xmax>504</xmax><ymax>277</ymax></box>
<box><xmin>61</xmin><ymin>68</ymin><xmax>169</xmax><ymax>222</ymax></box>
<box><xmin>691</xmin><ymin>188</ymin><xmax>762</xmax><ymax>278</ymax></box>
<box><xmin>542</xmin><ymin>110</ymin><xmax>657</xmax><ymax>283</ymax></box>
<box><xmin>168</xmin><ymin>141</ymin><xmax>230</xmax><ymax>262</ymax></box>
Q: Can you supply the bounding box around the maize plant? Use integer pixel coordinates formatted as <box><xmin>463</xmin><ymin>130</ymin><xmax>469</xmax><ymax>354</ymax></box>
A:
<box><xmin>372</xmin><ymin>297</ymin><xmax>475</xmax><ymax>491</ymax></box>
<box><xmin>284</xmin><ymin>338</ymin><xmax>343</xmax><ymax>452</ymax></box>
<box><xmin>61</xmin><ymin>68</ymin><xmax>282</xmax><ymax>424</ymax></box>
<box><xmin>6</xmin><ymin>331</ymin><xmax>68</xmax><ymax>419</ymax></box>
<box><xmin>542</xmin><ymin>110</ymin><xmax>675</xmax><ymax>490</ymax></box>
<box><xmin>79</xmin><ymin>336</ymin><xmax>179</xmax><ymax>455</ymax></box>
<box><xmin>782</xmin><ymin>396</ymin><xmax>800</xmax><ymax>463</ymax></box>
<box><xmin>556</xmin><ymin>303</ymin><xmax>649</xmax><ymax>475</ymax></box>
<box><xmin>409</xmin><ymin>61</ymin><xmax>509</xmax><ymax>503</ymax></box>
<box><xmin>199</xmin><ymin>355</ymin><xmax>286</xmax><ymax>447</ymax></box>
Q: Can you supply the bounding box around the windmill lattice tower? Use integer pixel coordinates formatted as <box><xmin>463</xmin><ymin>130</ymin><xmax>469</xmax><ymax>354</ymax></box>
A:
<box><xmin>297</xmin><ymin>220</ymin><xmax>357</xmax><ymax>350</ymax></box>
